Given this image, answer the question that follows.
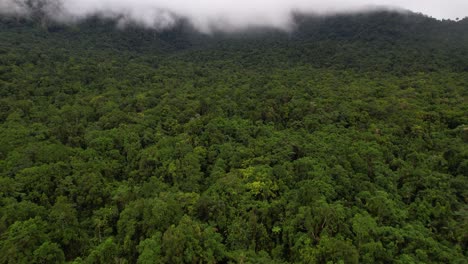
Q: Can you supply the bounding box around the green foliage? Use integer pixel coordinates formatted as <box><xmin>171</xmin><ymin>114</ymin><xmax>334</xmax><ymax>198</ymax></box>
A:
<box><xmin>0</xmin><ymin>10</ymin><xmax>467</xmax><ymax>263</ymax></box>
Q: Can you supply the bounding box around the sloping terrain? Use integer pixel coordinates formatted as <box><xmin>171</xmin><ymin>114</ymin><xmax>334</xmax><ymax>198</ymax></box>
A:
<box><xmin>0</xmin><ymin>11</ymin><xmax>467</xmax><ymax>263</ymax></box>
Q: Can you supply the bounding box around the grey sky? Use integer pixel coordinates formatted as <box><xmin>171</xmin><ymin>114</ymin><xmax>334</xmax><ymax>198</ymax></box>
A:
<box><xmin>1</xmin><ymin>0</ymin><xmax>467</xmax><ymax>32</ymax></box>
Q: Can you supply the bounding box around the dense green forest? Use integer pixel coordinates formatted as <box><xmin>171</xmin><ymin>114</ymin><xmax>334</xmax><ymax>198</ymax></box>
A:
<box><xmin>0</xmin><ymin>9</ymin><xmax>467</xmax><ymax>263</ymax></box>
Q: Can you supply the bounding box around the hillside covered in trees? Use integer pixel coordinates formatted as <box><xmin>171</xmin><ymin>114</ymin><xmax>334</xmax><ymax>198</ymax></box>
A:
<box><xmin>0</xmin><ymin>9</ymin><xmax>467</xmax><ymax>263</ymax></box>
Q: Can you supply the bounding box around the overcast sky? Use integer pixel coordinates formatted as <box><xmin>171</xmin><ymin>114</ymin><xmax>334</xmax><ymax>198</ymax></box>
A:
<box><xmin>1</xmin><ymin>0</ymin><xmax>467</xmax><ymax>32</ymax></box>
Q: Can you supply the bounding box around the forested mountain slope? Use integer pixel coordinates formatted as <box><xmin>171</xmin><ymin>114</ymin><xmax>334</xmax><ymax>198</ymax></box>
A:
<box><xmin>0</xmin><ymin>10</ymin><xmax>467</xmax><ymax>263</ymax></box>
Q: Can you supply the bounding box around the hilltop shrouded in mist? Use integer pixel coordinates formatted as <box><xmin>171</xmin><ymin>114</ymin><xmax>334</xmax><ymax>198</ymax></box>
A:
<box><xmin>1</xmin><ymin>0</ymin><xmax>467</xmax><ymax>32</ymax></box>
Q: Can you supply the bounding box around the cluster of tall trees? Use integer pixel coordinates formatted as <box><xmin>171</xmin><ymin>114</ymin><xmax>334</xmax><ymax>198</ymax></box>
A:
<box><xmin>0</xmin><ymin>10</ymin><xmax>467</xmax><ymax>263</ymax></box>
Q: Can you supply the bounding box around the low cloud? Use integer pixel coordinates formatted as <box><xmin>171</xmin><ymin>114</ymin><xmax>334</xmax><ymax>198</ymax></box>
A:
<box><xmin>1</xmin><ymin>0</ymin><xmax>466</xmax><ymax>32</ymax></box>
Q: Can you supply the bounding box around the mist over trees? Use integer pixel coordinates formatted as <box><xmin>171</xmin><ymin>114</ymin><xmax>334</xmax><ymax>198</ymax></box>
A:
<box><xmin>1</xmin><ymin>0</ymin><xmax>467</xmax><ymax>31</ymax></box>
<box><xmin>0</xmin><ymin>10</ymin><xmax>467</xmax><ymax>263</ymax></box>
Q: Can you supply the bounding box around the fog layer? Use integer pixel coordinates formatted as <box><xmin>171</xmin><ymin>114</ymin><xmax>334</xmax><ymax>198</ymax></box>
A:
<box><xmin>1</xmin><ymin>0</ymin><xmax>466</xmax><ymax>32</ymax></box>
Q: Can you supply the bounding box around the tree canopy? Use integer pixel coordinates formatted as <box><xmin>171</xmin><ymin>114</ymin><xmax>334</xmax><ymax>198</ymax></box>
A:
<box><xmin>0</xmin><ymin>10</ymin><xmax>467</xmax><ymax>263</ymax></box>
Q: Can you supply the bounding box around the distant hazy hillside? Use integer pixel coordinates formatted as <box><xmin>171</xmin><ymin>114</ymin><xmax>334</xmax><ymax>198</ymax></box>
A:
<box><xmin>1</xmin><ymin>11</ymin><xmax>468</xmax><ymax>72</ymax></box>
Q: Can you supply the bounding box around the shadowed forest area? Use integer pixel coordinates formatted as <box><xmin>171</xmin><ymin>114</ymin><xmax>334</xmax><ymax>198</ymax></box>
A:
<box><xmin>0</xmin><ymin>10</ymin><xmax>467</xmax><ymax>263</ymax></box>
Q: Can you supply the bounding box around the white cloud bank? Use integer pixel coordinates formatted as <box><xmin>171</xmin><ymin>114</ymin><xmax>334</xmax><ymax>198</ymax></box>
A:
<box><xmin>1</xmin><ymin>0</ymin><xmax>467</xmax><ymax>32</ymax></box>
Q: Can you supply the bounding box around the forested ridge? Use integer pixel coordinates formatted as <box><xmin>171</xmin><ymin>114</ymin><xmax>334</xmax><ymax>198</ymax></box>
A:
<box><xmin>0</xmin><ymin>10</ymin><xmax>467</xmax><ymax>263</ymax></box>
